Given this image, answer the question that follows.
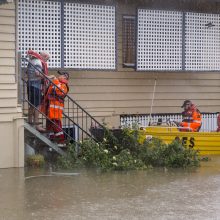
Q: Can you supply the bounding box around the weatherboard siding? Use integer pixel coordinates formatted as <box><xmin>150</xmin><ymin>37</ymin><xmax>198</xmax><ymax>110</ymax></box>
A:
<box><xmin>0</xmin><ymin>2</ymin><xmax>24</xmax><ymax>168</ymax></box>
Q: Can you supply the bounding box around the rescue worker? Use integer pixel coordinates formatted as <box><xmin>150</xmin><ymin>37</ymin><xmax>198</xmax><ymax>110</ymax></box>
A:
<box><xmin>45</xmin><ymin>71</ymin><xmax>69</xmax><ymax>146</ymax></box>
<box><xmin>178</xmin><ymin>100</ymin><xmax>202</xmax><ymax>132</ymax></box>
<box><xmin>26</xmin><ymin>50</ymin><xmax>50</xmax><ymax>132</ymax></box>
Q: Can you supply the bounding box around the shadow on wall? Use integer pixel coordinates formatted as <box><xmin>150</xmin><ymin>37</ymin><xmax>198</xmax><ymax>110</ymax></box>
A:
<box><xmin>0</xmin><ymin>0</ymin><xmax>14</xmax><ymax>5</ymax></box>
<box><xmin>130</xmin><ymin>0</ymin><xmax>220</xmax><ymax>12</ymax></box>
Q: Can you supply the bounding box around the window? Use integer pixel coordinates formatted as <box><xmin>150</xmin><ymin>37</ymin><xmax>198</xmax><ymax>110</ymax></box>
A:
<box><xmin>122</xmin><ymin>16</ymin><xmax>136</xmax><ymax>67</ymax></box>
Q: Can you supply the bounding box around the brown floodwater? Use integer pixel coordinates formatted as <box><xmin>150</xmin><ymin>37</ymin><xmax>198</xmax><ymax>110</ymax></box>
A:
<box><xmin>1</xmin><ymin>157</ymin><xmax>220</xmax><ymax>220</ymax></box>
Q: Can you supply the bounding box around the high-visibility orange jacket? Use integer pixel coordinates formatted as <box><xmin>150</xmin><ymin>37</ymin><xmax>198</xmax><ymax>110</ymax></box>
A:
<box><xmin>46</xmin><ymin>78</ymin><xmax>69</xmax><ymax>120</ymax></box>
<box><xmin>180</xmin><ymin>105</ymin><xmax>202</xmax><ymax>132</ymax></box>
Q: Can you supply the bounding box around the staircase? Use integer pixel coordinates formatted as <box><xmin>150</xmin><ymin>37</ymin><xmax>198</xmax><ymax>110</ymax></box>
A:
<box><xmin>24</xmin><ymin>122</ymin><xmax>66</xmax><ymax>155</ymax></box>
<box><xmin>20</xmin><ymin>58</ymin><xmax>104</xmax><ymax>155</ymax></box>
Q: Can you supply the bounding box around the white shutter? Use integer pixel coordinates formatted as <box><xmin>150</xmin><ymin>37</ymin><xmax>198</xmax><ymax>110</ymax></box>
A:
<box><xmin>137</xmin><ymin>9</ymin><xmax>182</xmax><ymax>71</ymax></box>
<box><xmin>185</xmin><ymin>12</ymin><xmax>220</xmax><ymax>71</ymax></box>
<box><xmin>64</xmin><ymin>3</ymin><xmax>116</xmax><ymax>69</ymax></box>
<box><xmin>18</xmin><ymin>0</ymin><xmax>61</xmax><ymax>68</ymax></box>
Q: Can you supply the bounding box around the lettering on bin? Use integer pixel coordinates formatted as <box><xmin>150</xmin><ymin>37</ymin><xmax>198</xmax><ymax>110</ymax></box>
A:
<box><xmin>175</xmin><ymin>136</ymin><xmax>195</xmax><ymax>148</ymax></box>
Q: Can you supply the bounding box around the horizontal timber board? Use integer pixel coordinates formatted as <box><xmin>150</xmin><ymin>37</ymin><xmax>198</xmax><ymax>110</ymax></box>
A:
<box><xmin>0</xmin><ymin>33</ymin><xmax>15</xmax><ymax>41</ymax></box>
<box><xmin>70</xmin><ymin>92</ymin><xmax>220</xmax><ymax>101</ymax></box>
<box><xmin>0</xmin><ymin>41</ymin><xmax>15</xmax><ymax>49</ymax></box>
<box><xmin>0</xmin><ymin>24</ymin><xmax>15</xmax><ymax>33</ymax></box>
<box><xmin>68</xmin><ymin>99</ymin><xmax>220</xmax><ymax>109</ymax></box>
<box><xmin>0</xmin><ymin>9</ymin><xmax>15</xmax><ymax>17</ymax></box>
<box><xmin>0</xmin><ymin>74</ymin><xmax>15</xmax><ymax>83</ymax></box>
<box><xmin>62</xmin><ymin>106</ymin><xmax>220</xmax><ymax>116</ymax></box>
<box><xmin>68</xmin><ymin>78</ymin><xmax>220</xmax><ymax>86</ymax></box>
<box><xmin>0</xmin><ymin>113</ymin><xmax>22</xmax><ymax>122</ymax></box>
<box><xmin>0</xmin><ymin>107</ymin><xmax>21</xmax><ymax>114</ymax></box>
<box><xmin>0</xmin><ymin>66</ymin><xmax>15</xmax><ymax>74</ymax></box>
<box><xmin>0</xmin><ymin>3</ymin><xmax>15</xmax><ymax>10</ymax></box>
<box><xmin>0</xmin><ymin>89</ymin><xmax>17</xmax><ymax>98</ymax></box>
<box><xmin>0</xmin><ymin>98</ymin><xmax>17</xmax><ymax>107</ymax></box>
<box><xmin>61</xmin><ymin>111</ymin><xmax>114</xmax><ymax>118</ymax></box>
<box><xmin>71</xmin><ymin>85</ymin><xmax>220</xmax><ymax>94</ymax></box>
<box><xmin>0</xmin><ymin>17</ymin><xmax>15</xmax><ymax>25</ymax></box>
<box><xmin>55</xmin><ymin>71</ymin><xmax>220</xmax><ymax>80</ymax></box>
<box><xmin>0</xmin><ymin>83</ymin><xmax>16</xmax><ymax>89</ymax></box>
<box><xmin>0</xmin><ymin>58</ymin><xmax>15</xmax><ymax>66</ymax></box>
<box><xmin>0</xmin><ymin>49</ymin><xmax>14</xmax><ymax>58</ymax></box>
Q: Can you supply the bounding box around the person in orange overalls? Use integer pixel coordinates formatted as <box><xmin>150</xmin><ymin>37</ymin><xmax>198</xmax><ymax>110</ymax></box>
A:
<box><xmin>178</xmin><ymin>100</ymin><xmax>202</xmax><ymax>132</ymax></box>
<box><xmin>45</xmin><ymin>72</ymin><xmax>69</xmax><ymax>145</ymax></box>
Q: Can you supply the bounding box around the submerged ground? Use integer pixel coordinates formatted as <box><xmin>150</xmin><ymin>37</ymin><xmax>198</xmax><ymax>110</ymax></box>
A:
<box><xmin>1</xmin><ymin>156</ymin><xmax>220</xmax><ymax>220</ymax></box>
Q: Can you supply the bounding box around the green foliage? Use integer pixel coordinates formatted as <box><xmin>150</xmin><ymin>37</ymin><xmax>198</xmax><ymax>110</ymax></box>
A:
<box><xmin>26</xmin><ymin>154</ymin><xmax>45</xmax><ymax>168</ymax></box>
<box><xmin>80</xmin><ymin>139</ymin><xmax>112</xmax><ymax>170</ymax></box>
<box><xmin>138</xmin><ymin>138</ymin><xmax>200</xmax><ymax>168</ymax></box>
<box><xmin>163</xmin><ymin>140</ymin><xmax>200</xmax><ymax>168</ymax></box>
<box><xmin>57</xmin><ymin>127</ymin><xmax>201</xmax><ymax>171</ymax></box>
<box><xmin>200</xmin><ymin>156</ymin><xmax>210</xmax><ymax>162</ymax></box>
<box><xmin>113</xmin><ymin>149</ymin><xmax>146</xmax><ymax>170</ymax></box>
<box><xmin>57</xmin><ymin>144</ymin><xmax>79</xmax><ymax>169</ymax></box>
<box><xmin>120</xmin><ymin>128</ymin><xmax>141</xmax><ymax>153</ymax></box>
<box><xmin>138</xmin><ymin>138</ymin><xmax>167</xmax><ymax>167</ymax></box>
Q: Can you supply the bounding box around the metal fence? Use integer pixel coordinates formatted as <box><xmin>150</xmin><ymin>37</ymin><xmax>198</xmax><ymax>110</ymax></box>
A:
<box><xmin>120</xmin><ymin>113</ymin><xmax>219</xmax><ymax>132</ymax></box>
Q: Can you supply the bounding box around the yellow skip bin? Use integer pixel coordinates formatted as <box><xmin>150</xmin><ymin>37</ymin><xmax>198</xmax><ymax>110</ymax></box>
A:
<box><xmin>143</xmin><ymin>126</ymin><xmax>220</xmax><ymax>156</ymax></box>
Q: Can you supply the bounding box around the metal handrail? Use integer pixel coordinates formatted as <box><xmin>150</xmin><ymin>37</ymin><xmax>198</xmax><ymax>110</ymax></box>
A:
<box><xmin>20</xmin><ymin>57</ymin><xmax>105</xmax><ymax>143</ymax></box>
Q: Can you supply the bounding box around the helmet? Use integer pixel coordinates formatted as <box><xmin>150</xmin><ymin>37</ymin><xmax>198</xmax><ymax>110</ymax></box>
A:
<box><xmin>181</xmin><ymin>100</ymin><xmax>192</xmax><ymax>108</ymax></box>
<box><xmin>57</xmin><ymin>70</ymin><xmax>69</xmax><ymax>80</ymax></box>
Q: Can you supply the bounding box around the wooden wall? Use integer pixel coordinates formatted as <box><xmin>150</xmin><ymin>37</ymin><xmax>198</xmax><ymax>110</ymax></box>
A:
<box><xmin>0</xmin><ymin>2</ymin><xmax>20</xmax><ymax>121</ymax></box>
<box><xmin>0</xmin><ymin>2</ymin><xmax>24</xmax><ymax>168</ymax></box>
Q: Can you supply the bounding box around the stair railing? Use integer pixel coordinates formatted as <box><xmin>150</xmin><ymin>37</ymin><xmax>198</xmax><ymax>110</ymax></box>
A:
<box><xmin>20</xmin><ymin>57</ymin><xmax>105</xmax><ymax>144</ymax></box>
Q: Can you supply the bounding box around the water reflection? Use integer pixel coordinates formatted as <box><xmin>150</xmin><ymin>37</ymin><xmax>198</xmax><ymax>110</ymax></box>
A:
<box><xmin>1</xmin><ymin>157</ymin><xmax>220</xmax><ymax>220</ymax></box>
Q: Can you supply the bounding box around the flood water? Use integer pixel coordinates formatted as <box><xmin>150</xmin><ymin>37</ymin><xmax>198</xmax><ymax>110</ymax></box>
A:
<box><xmin>1</xmin><ymin>157</ymin><xmax>220</xmax><ymax>220</ymax></box>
